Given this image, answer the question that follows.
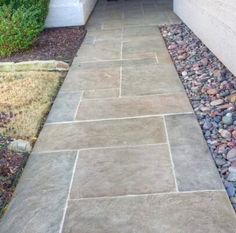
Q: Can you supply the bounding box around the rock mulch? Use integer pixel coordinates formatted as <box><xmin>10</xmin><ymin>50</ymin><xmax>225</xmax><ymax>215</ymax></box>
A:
<box><xmin>0</xmin><ymin>136</ymin><xmax>28</xmax><ymax>217</ymax></box>
<box><xmin>160</xmin><ymin>23</ymin><xmax>236</xmax><ymax>211</ymax></box>
<box><xmin>0</xmin><ymin>27</ymin><xmax>86</xmax><ymax>64</ymax></box>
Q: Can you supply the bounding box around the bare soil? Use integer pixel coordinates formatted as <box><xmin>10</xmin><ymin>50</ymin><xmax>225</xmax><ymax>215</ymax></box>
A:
<box><xmin>0</xmin><ymin>27</ymin><xmax>86</xmax><ymax>64</ymax></box>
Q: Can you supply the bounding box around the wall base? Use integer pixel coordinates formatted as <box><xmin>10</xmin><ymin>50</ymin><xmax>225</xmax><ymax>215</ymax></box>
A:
<box><xmin>45</xmin><ymin>0</ymin><xmax>97</xmax><ymax>27</ymax></box>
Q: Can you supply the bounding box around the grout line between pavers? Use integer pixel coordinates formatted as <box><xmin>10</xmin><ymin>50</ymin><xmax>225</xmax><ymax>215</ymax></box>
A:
<box><xmin>155</xmin><ymin>54</ymin><xmax>159</xmax><ymax>64</ymax></box>
<box><xmin>73</xmin><ymin>90</ymin><xmax>84</xmax><ymax>120</ymax></box>
<box><xmin>119</xmin><ymin>66</ymin><xmax>123</xmax><ymax>97</ymax></box>
<box><xmin>77</xmin><ymin>56</ymin><xmax>157</xmax><ymax>64</ymax></box>
<box><xmin>44</xmin><ymin>112</ymin><xmax>194</xmax><ymax>125</ymax></box>
<box><xmin>73</xmin><ymin>91</ymin><xmax>187</xmax><ymax>100</ymax></box>
<box><xmin>32</xmin><ymin>143</ymin><xmax>168</xmax><ymax>155</ymax></box>
<box><xmin>68</xmin><ymin>189</ymin><xmax>226</xmax><ymax>201</ymax></box>
<box><xmin>163</xmin><ymin>115</ymin><xmax>179</xmax><ymax>192</ymax></box>
<box><xmin>59</xmin><ymin>151</ymin><xmax>79</xmax><ymax>233</ymax></box>
<box><xmin>119</xmin><ymin>25</ymin><xmax>124</xmax><ymax>97</ymax></box>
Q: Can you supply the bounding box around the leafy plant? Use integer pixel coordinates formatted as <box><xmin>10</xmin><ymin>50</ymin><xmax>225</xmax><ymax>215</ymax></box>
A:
<box><xmin>0</xmin><ymin>0</ymin><xmax>49</xmax><ymax>57</ymax></box>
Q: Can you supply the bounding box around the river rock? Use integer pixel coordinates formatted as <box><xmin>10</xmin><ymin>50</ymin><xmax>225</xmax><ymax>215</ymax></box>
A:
<box><xmin>226</xmin><ymin>183</ymin><xmax>236</xmax><ymax>197</ymax></box>
<box><xmin>232</xmin><ymin>130</ymin><xmax>236</xmax><ymax>139</ymax></box>
<box><xmin>230</xmin><ymin>197</ymin><xmax>236</xmax><ymax>204</ymax></box>
<box><xmin>227</xmin><ymin>148</ymin><xmax>236</xmax><ymax>161</ymax></box>
<box><xmin>228</xmin><ymin>94</ymin><xmax>236</xmax><ymax>103</ymax></box>
<box><xmin>219</xmin><ymin>129</ymin><xmax>231</xmax><ymax>139</ymax></box>
<box><xmin>222</xmin><ymin>113</ymin><xmax>233</xmax><ymax>125</ymax></box>
<box><xmin>8</xmin><ymin>139</ymin><xmax>32</xmax><ymax>153</ymax></box>
<box><xmin>227</xmin><ymin>172</ymin><xmax>236</xmax><ymax>182</ymax></box>
<box><xmin>207</xmin><ymin>88</ymin><xmax>218</xmax><ymax>95</ymax></box>
<box><xmin>210</xmin><ymin>99</ymin><xmax>224</xmax><ymax>106</ymax></box>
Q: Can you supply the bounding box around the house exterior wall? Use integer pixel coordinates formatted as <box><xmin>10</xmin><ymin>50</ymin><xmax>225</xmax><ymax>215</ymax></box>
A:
<box><xmin>45</xmin><ymin>0</ymin><xmax>97</xmax><ymax>27</ymax></box>
<box><xmin>174</xmin><ymin>0</ymin><xmax>236</xmax><ymax>76</ymax></box>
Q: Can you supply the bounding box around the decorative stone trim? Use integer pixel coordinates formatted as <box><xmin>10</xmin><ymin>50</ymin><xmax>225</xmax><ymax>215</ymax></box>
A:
<box><xmin>0</xmin><ymin>60</ymin><xmax>69</xmax><ymax>72</ymax></box>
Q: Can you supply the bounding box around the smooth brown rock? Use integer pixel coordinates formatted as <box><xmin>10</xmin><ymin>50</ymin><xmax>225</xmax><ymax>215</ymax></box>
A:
<box><xmin>207</xmin><ymin>88</ymin><xmax>218</xmax><ymax>95</ymax></box>
<box><xmin>210</xmin><ymin>99</ymin><xmax>224</xmax><ymax>106</ymax></box>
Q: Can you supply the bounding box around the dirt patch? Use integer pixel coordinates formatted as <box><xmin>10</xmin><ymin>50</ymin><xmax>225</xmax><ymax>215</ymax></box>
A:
<box><xmin>0</xmin><ymin>27</ymin><xmax>86</xmax><ymax>64</ymax></box>
<box><xmin>0</xmin><ymin>136</ymin><xmax>28</xmax><ymax>217</ymax></box>
<box><xmin>0</xmin><ymin>71</ymin><xmax>65</xmax><ymax>142</ymax></box>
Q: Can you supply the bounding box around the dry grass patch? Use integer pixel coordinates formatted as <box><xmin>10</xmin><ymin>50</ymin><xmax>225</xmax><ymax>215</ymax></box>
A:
<box><xmin>0</xmin><ymin>71</ymin><xmax>65</xmax><ymax>142</ymax></box>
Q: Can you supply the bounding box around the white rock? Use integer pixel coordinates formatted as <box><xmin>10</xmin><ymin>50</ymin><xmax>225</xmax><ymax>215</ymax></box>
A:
<box><xmin>227</xmin><ymin>172</ymin><xmax>236</xmax><ymax>182</ymax></box>
<box><xmin>227</xmin><ymin>148</ymin><xmax>236</xmax><ymax>161</ymax></box>
<box><xmin>8</xmin><ymin>139</ymin><xmax>32</xmax><ymax>153</ymax></box>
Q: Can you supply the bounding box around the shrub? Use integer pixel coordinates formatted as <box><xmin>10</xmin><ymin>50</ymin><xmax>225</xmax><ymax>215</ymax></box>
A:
<box><xmin>0</xmin><ymin>0</ymin><xmax>49</xmax><ymax>57</ymax></box>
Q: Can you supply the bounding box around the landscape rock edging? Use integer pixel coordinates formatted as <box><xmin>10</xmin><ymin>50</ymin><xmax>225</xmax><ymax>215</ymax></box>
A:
<box><xmin>0</xmin><ymin>60</ymin><xmax>69</xmax><ymax>72</ymax></box>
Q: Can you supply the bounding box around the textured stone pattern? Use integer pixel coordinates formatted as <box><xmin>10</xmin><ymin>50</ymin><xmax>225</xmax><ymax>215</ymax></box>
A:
<box><xmin>1</xmin><ymin>0</ymin><xmax>236</xmax><ymax>232</ymax></box>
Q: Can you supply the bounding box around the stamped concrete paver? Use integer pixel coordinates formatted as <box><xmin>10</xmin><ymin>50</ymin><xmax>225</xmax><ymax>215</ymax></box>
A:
<box><xmin>77</xmin><ymin>93</ymin><xmax>192</xmax><ymax>120</ymax></box>
<box><xmin>76</xmin><ymin>40</ymin><xmax>121</xmax><ymax>62</ymax></box>
<box><xmin>46</xmin><ymin>91</ymin><xmax>81</xmax><ymax>123</ymax></box>
<box><xmin>61</xmin><ymin>66</ymin><xmax>120</xmax><ymax>92</ymax></box>
<box><xmin>70</xmin><ymin>145</ymin><xmax>175</xmax><ymax>198</ymax></box>
<box><xmin>63</xmin><ymin>192</ymin><xmax>236</xmax><ymax>233</ymax></box>
<box><xmin>121</xmin><ymin>63</ymin><xmax>184</xmax><ymax>96</ymax></box>
<box><xmin>34</xmin><ymin>117</ymin><xmax>166</xmax><ymax>152</ymax></box>
<box><xmin>1</xmin><ymin>0</ymin><xmax>236</xmax><ymax>232</ymax></box>
<box><xmin>0</xmin><ymin>151</ymin><xmax>77</xmax><ymax>233</ymax></box>
<box><xmin>83</xmin><ymin>88</ymin><xmax>120</xmax><ymax>99</ymax></box>
<box><xmin>165</xmin><ymin>114</ymin><xmax>224</xmax><ymax>191</ymax></box>
<box><xmin>123</xmin><ymin>26</ymin><xmax>163</xmax><ymax>41</ymax></box>
<box><xmin>122</xmin><ymin>39</ymin><xmax>166</xmax><ymax>59</ymax></box>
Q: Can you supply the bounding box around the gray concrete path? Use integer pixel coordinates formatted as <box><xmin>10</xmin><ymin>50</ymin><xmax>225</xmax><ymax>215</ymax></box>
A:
<box><xmin>1</xmin><ymin>0</ymin><xmax>236</xmax><ymax>232</ymax></box>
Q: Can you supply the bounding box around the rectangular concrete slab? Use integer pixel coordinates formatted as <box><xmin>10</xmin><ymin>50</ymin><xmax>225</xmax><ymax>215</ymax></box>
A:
<box><xmin>63</xmin><ymin>192</ymin><xmax>236</xmax><ymax>233</ymax></box>
<box><xmin>122</xmin><ymin>39</ymin><xmax>166</xmax><ymax>59</ymax></box>
<box><xmin>33</xmin><ymin>117</ymin><xmax>166</xmax><ymax>152</ymax></box>
<box><xmin>70</xmin><ymin>145</ymin><xmax>175</xmax><ymax>198</ymax></box>
<box><xmin>46</xmin><ymin>91</ymin><xmax>81</xmax><ymax>123</ymax></box>
<box><xmin>123</xmin><ymin>26</ymin><xmax>163</xmax><ymax>41</ymax></box>
<box><xmin>76</xmin><ymin>93</ymin><xmax>193</xmax><ymax>120</ymax></box>
<box><xmin>61</xmin><ymin>66</ymin><xmax>120</xmax><ymax>92</ymax></box>
<box><xmin>0</xmin><ymin>151</ymin><xmax>77</xmax><ymax>233</ymax></box>
<box><xmin>121</xmin><ymin>63</ymin><xmax>184</xmax><ymax>96</ymax></box>
<box><xmin>165</xmin><ymin>114</ymin><xmax>224</xmax><ymax>191</ymax></box>
<box><xmin>86</xmin><ymin>29</ymin><xmax>122</xmax><ymax>42</ymax></box>
<box><xmin>83</xmin><ymin>88</ymin><xmax>119</xmax><ymax>99</ymax></box>
<box><xmin>76</xmin><ymin>40</ymin><xmax>121</xmax><ymax>62</ymax></box>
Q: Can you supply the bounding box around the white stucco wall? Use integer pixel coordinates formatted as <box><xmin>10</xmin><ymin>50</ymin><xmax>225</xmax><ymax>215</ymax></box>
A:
<box><xmin>45</xmin><ymin>0</ymin><xmax>97</xmax><ymax>27</ymax></box>
<box><xmin>174</xmin><ymin>0</ymin><xmax>236</xmax><ymax>76</ymax></box>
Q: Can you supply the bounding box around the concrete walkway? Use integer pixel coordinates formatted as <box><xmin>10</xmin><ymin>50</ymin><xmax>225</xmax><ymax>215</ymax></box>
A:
<box><xmin>1</xmin><ymin>0</ymin><xmax>236</xmax><ymax>232</ymax></box>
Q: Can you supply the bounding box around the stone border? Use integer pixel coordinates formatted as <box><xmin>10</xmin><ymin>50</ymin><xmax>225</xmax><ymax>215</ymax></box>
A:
<box><xmin>0</xmin><ymin>60</ymin><xmax>69</xmax><ymax>72</ymax></box>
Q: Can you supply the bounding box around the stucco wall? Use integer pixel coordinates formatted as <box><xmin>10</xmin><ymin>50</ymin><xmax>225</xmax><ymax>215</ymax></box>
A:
<box><xmin>174</xmin><ymin>0</ymin><xmax>236</xmax><ymax>76</ymax></box>
<box><xmin>45</xmin><ymin>0</ymin><xmax>97</xmax><ymax>27</ymax></box>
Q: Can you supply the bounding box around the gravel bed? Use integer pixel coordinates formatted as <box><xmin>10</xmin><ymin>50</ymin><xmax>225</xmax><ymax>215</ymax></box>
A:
<box><xmin>0</xmin><ymin>27</ymin><xmax>86</xmax><ymax>64</ymax></box>
<box><xmin>0</xmin><ymin>136</ymin><xmax>28</xmax><ymax>216</ymax></box>
<box><xmin>160</xmin><ymin>23</ymin><xmax>236</xmax><ymax>211</ymax></box>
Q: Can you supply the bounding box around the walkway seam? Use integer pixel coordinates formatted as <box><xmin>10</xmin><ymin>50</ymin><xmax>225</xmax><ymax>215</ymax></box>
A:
<box><xmin>68</xmin><ymin>189</ymin><xmax>226</xmax><ymax>201</ymax></box>
<box><xmin>73</xmin><ymin>90</ymin><xmax>84</xmax><ymax>120</ymax></box>
<box><xmin>119</xmin><ymin>66</ymin><xmax>123</xmax><ymax>97</ymax></box>
<box><xmin>44</xmin><ymin>112</ymin><xmax>194</xmax><ymax>125</ymax></box>
<box><xmin>59</xmin><ymin>151</ymin><xmax>79</xmax><ymax>233</ymax></box>
<box><xmin>78</xmin><ymin>91</ymin><xmax>188</xmax><ymax>100</ymax></box>
<box><xmin>33</xmin><ymin>143</ymin><xmax>169</xmax><ymax>154</ymax></box>
<box><xmin>163</xmin><ymin>115</ymin><xmax>179</xmax><ymax>192</ymax></box>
